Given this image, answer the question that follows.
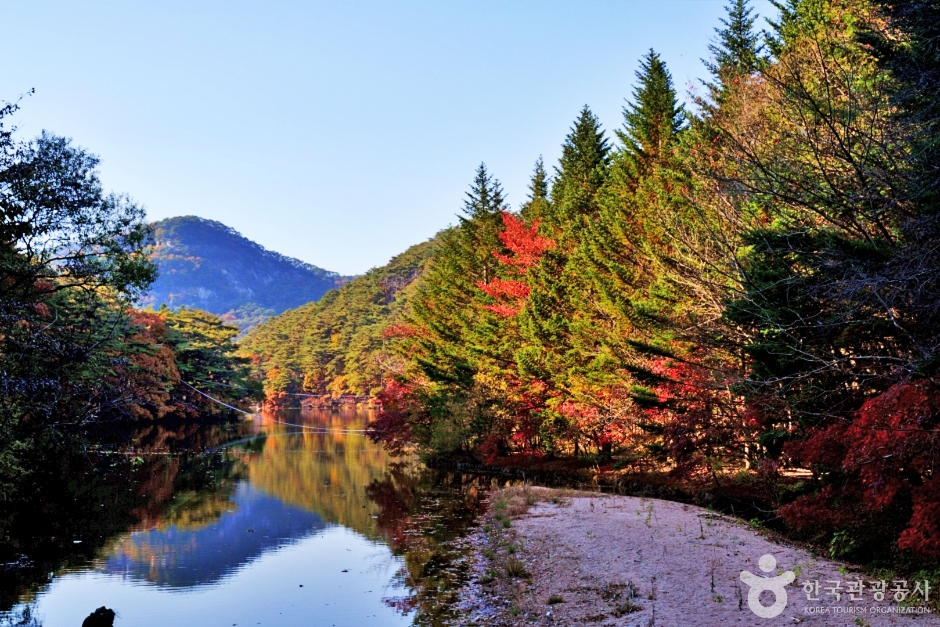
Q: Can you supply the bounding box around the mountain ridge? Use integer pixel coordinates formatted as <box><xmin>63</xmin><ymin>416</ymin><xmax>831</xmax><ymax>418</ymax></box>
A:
<box><xmin>142</xmin><ymin>216</ymin><xmax>352</xmax><ymax>332</ymax></box>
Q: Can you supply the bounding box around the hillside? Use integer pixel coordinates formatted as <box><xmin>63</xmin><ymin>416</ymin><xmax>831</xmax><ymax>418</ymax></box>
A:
<box><xmin>141</xmin><ymin>216</ymin><xmax>350</xmax><ymax>332</ymax></box>
<box><xmin>239</xmin><ymin>234</ymin><xmax>440</xmax><ymax>400</ymax></box>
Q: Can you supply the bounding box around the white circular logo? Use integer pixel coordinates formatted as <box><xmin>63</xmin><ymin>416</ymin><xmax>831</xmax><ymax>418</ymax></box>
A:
<box><xmin>739</xmin><ymin>554</ymin><xmax>796</xmax><ymax>618</ymax></box>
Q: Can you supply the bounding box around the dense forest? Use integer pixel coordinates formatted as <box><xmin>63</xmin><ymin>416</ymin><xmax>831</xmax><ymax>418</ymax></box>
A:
<box><xmin>142</xmin><ymin>216</ymin><xmax>350</xmax><ymax>333</ymax></box>
<box><xmin>248</xmin><ymin>0</ymin><xmax>940</xmax><ymax>563</ymax></box>
<box><xmin>240</xmin><ymin>236</ymin><xmax>437</xmax><ymax>400</ymax></box>
<box><xmin>0</xmin><ymin>117</ymin><xmax>259</xmax><ymax>535</ymax></box>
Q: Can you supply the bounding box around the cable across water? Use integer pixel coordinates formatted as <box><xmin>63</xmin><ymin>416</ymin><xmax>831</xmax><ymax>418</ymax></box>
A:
<box><xmin>180</xmin><ymin>381</ymin><xmax>371</xmax><ymax>434</ymax></box>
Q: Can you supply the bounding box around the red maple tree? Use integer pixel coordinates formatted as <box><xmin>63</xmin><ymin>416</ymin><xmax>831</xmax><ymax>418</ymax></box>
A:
<box><xmin>477</xmin><ymin>212</ymin><xmax>553</xmax><ymax>317</ymax></box>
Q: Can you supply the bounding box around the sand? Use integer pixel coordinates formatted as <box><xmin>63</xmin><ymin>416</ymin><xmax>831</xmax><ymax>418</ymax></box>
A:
<box><xmin>455</xmin><ymin>490</ymin><xmax>939</xmax><ymax>627</ymax></box>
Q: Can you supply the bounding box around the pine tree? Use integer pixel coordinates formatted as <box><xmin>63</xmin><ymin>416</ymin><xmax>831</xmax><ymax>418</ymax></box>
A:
<box><xmin>409</xmin><ymin>164</ymin><xmax>546</xmax><ymax>456</ymax></box>
<box><xmin>556</xmin><ymin>107</ymin><xmax>611</xmax><ymax>192</ymax></box>
<box><xmin>545</xmin><ymin>105</ymin><xmax>610</xmax><ymax>237</ymax></box>
<box><xmin>544</xmin><ymin>106</ymin><xmax>610</xmax><ymax>241</ymax></box>
<box><xmin>521</xmin><ymin>156</ymin><xmax>551</xmax><ymax>222</ymax></box>
<box><xmin>457</xmin><ymin>163</ymin><xmax>508</xmax><ymax>286</ymax></box>
<box><xmin>406</xmin><ymin>164</ymin><xmax>508</xmax><ymax>395</ymax></box>
<box><xmin>461</xmin><ymin>162</ymin><xmax>507</xmax><ymax>221</ymax></box>
<box><xmin>619</xmin><ymin>50</ymin><xmax>685</xmax><ymax>179</ymax></box>
<box><xmin>529</xmin><ymin>156</ymin><xmax>549</xmax><ymax>200</ymax></box>
<box><xmin>705</xmin><ymin>0</ymin><xmax>763</xmax><ymax>83</ymax></box>
<box><xmin>765</xmin><ymin>0</ymin><xmax>803</xmax><ymax>58</ymax></box>
<box><xmin>517</xmin><ymin>108</ymin><xmax>612</xmax><ymax>451</ymax></box>
<box><xmin>564</xmin><ymin>51</ymin><xmax>698</xmax><ymax>458</ymax></box>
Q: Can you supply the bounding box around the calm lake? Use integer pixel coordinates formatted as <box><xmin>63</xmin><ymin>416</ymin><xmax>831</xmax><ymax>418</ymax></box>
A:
<box><xmin>0</xmin><ymin>408</ymin><xmax>485</xmax><ymax>627</ymax></box>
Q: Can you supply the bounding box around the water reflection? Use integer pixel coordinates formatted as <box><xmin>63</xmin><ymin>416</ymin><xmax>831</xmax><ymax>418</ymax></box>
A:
<box><xmin>0</xmin><ymin>422</ymin><xmax>249</xmax><ymax>613</ymax></box>
<box><xmin>0</xmin><ymin>408</ymin><xmax>484</xmax><ymax>626</ymax></box>
<box><xmin>101</xmin><ymin>484</ymin><xmax>325</xmax><ymax>588</ymax></box>
<box><xmin>237</xmin><ymin>408</ymin><xmax>396</xmax><ymax>541</ymax></box>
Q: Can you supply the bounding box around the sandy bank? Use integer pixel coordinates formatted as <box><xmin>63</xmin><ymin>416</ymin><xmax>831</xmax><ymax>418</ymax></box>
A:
<box><xmin>455</xmin><ymin>489</ymin><xmax>938</xmax><ymax>627</ymax></box>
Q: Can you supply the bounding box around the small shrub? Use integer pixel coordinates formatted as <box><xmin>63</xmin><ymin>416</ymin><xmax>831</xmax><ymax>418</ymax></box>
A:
<box><xmin>830</xmin><ymin>530</ymin><xmax>857</xmax><ymax>559</ymax></box>
<box><xmin>579</xmin><ymin>453</ymin><xmax>608</xmax><ymax>465</ymax></box>
<box><xmin>602</xmin><ymin>581</ymin><xmax>637</xmax><ymax>601</ymax></box>
<box><xmin>612</xmin><ymin>454</ymin><xmax>640</xmax><ymax>470</ymax></box>
<box><xmin>505</xmin><ymin>557</ymin><xmax>529</xmax><ymax>578</ymax></box>
<box><xmin>612</xmin><ymin>600</ymin><xmax>641</xmax><ymax>616</ymax></box>
<box><xmin>547</xmin><ymin>594</ymin><xmax>565</xmax><ymax>605</ymax></box>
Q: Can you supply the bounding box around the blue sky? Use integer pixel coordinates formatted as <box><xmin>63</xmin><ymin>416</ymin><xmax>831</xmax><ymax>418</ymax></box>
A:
<box><xmin>2</xmin><ymin>0</ymin><xmax>776</xmax><ymax>275</ymax></box>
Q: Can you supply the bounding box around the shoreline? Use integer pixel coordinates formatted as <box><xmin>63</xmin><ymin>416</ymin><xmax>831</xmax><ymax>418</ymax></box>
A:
<box><xmin>452</xmin><ymin>487</ymin><xmax>939</xmax><ymax>627</ymax></box>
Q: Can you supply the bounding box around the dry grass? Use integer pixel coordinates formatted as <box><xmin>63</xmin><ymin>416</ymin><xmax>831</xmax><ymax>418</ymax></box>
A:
<box><xmin>504</xmin><ymin>556</ymin><xmax>530</xmax><ymax>578</ymax></box>
<box><xmin>490</xmin><ymin>485</ymin><xmax>602</xmax><ymax>519</ymax></box>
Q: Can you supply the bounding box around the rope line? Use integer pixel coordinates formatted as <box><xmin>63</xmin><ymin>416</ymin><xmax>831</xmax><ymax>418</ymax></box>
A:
<box><xmin>180</xmin><ymin>381</ymin><xmax>371</xmax><ymax>434</ymax></box>
<box><xmin>190</xmin><ymin>377</ymin><xmax>324</xmax><ymax>397</ymax></box>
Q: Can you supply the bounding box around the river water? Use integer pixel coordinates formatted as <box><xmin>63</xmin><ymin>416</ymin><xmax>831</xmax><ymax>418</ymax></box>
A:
<box><xmin>0</xmin><ymin>408</ymin><xmax>485</xmax><ymax>627</ymax></box>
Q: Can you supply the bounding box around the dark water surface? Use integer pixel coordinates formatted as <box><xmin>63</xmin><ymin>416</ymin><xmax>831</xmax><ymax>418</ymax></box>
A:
<box><xmin>0</xmin><ymin>408</ymin><xmax>484</xmax><ymax>627</ymax></box>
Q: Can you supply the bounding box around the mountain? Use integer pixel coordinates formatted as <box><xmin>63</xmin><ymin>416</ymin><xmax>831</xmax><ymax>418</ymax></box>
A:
<box><xmin>141</xmin><ymin>216</ymin><xmax>351</xmax><ymax>332</ymax></box>
<box><xmin>239</xmin><ymin>234</ymin><xmax>440</xmax><ymax>400</ymax></box>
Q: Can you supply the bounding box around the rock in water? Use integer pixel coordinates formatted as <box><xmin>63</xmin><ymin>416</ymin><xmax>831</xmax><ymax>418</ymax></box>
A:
<box><xmin>82</xmin><ymin>607</ymin><xmax>116</xmax><ymax>627</ymax></box>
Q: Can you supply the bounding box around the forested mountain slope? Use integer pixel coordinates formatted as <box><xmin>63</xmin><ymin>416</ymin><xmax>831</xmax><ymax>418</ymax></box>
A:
<box><xmin>142</xmin><ymin>216</ymin><xmax>350</xmax><ymax>332</ymax></box>
<box><xmin>238</xmin><ymin>235</ymin><xmax>439</xmax><ymax>399</ymax></box>
<box><xmin>229</xmin><ymin>0</ymin><xmax>940</xmax><ymax>567</ymax></box>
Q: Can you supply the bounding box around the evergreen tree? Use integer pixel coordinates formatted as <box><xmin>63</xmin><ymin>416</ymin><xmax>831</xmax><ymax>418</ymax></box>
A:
<box><xmin>461</xmin><ymin>163</ymin><xmax>508</xmax><ymax>221</ymax></box>
<box><xmin>705</xmin><ymin>0</ymin><xmax>763</xmax><ymax>83</ymax></box>
<box><xmin>457</xmin><ymin>163</ymin><xmax>509</xmax><ymax>286</ymax></box>
<box><xmin>160</xmin><ymin>306</ymin><xmax>259</xmax><ymax>413</ymax></box>
<box><xmin>408</xmin><ymin>163</ymin><xmax>508</xmax><ymax>390</ymax></box>
<box><xmin>765</xmin><ymin>0</ymin><xmax>803</xmax><ymax>58</ymax></box>
<box><xmin>529</xmin><ymin>156</ymin><xmax>549</xmax><ymax>200</ymax></box>
<box><xmin>565</xmin><ymin>50</ymin><xmax>702</xmax><ymax>458</ymax></box>
<box><xmin>544</xmin><ymin>106</ymin><xmax>610</xmax><ymax>242</ymax></box>
<box><xmin>556</xmin><ymin>107</ymin><xmax>610</xmax><ymax>193</ymax></box>
<box><xmin>404</xmin><ymin>165</ymin><xmax>515</xmax><ymax>452</ymax></box>
<box><xmin>619</xmin><ymin>50</ymin><xmax>685</xmax><ymax>179</ymax></box>
<box><xmin>521</xmin><ymin>157</ymin><xmax>550</xmax><ymax>222</ymax></box>
<box><xmin>517</xmin><ymin>108</ymin><xmax>612</xmax><ymax>451</ymax></box>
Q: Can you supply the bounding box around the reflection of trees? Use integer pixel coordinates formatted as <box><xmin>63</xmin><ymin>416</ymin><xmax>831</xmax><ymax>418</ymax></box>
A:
<box><xmin>89</xmin><ymin>451</ymin><xmax>244</xmax><ymax>584</ymax></box>
<box><xmin>124</xmin><ymin>448</ymin><xmax>242</xmax><ymax>531</ymax></box>
<box><xmin>99</xmin><ymin>485</ymin><xmax>324</xmax><ymax>588</ymax></box>
<box><xmin>234</xmin><ymin>408</ymin><xmax>403</xmax><ymax>539</ymax></box>
<box><xmin>0</xmin><ymin>424</ymin><xmax>245</xmax><ymax>612</ymax></box>
<box><xmin>88</xmin><ymin>417</ymin><xmax>256</xmax><ymax>455</ymax></box>
<box><xmin>157</xmin><ymin>490</ymin><xmax>238</xmax><ymax>531</ymax></box>
<box><xmin>366</xmin><ymin>466</ymin><xmax>486</xmax><ymax>626</ymax></box>
<box><xmin>103</xmin><ymin>486</ymin><xmax>241</xmax><ymax>577</ymax></box>
<box><xmin>240</xmin><ymin>408</ymin><xmax>489</xmax><ymax>625</ymax></box>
